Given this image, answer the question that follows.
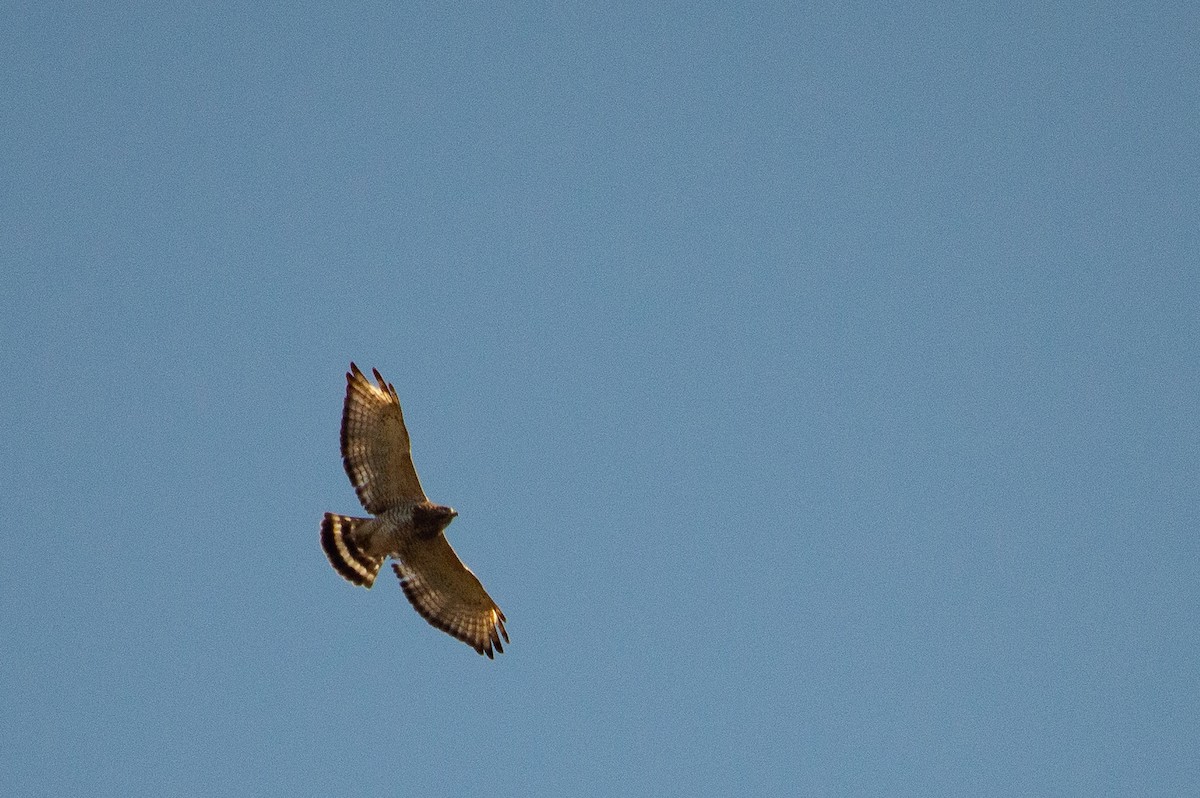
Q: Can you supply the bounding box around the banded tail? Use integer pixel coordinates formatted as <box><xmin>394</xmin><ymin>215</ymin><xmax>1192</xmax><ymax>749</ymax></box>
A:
<box><xmin>320</xmin><ymin>513</ymin><xmax>385</xmax><ymax>587</ymax></box>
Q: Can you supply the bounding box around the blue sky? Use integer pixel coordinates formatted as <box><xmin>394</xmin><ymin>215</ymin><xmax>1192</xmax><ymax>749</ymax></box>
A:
<box><xmin>2</xmin><ymin>2</ymin><xmax>1197</xmax><ymax>795</ymax></box>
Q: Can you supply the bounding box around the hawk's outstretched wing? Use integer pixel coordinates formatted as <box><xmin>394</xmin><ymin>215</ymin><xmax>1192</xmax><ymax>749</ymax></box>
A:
<box><xmin>327</xmin><ymin>362</ymin><xmax>509</xmax><ymax>657</ymax></box>
<box><xmin>393</xmin><ymin>536</ymin><xmax>509</xmax><ymax>658</ymax></box>
<box><xmin>341</xmin><ymin>362</ymin><xmax>427</xmax><ymax>513</ymax></box>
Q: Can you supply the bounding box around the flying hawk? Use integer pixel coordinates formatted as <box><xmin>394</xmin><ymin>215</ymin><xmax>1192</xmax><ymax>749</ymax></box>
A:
<box><xmin>320</xmin><ymin>363</ymin><xmax>508</xmax><ymax>657</ymax></box>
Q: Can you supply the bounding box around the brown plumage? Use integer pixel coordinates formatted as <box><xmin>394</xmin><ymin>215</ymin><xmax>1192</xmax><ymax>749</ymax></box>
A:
<box><xmin>320</xmin><ymin>363</ymin><xmax>508</xmax><ymax>657</ymax></box>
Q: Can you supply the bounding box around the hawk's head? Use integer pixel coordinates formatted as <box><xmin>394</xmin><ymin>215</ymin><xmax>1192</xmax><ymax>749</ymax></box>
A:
<box><xmin>413</xmin><ymin>502</ymin><xmax>458</xmax><ymax>538</ymax></box>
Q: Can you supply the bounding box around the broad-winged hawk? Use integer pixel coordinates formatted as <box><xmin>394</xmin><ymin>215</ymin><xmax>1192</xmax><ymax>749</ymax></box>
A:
<box><xmin>320</xmin><ymin>363</ymin><xmax>508</xmax><ymax>657</ymax></box>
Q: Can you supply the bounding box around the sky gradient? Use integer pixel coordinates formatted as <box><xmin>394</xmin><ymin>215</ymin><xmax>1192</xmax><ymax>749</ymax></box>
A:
<box><xmin>3</xmin><ymin>3</ymin><xmax>1197</xmax><ymax>795</ymax></box>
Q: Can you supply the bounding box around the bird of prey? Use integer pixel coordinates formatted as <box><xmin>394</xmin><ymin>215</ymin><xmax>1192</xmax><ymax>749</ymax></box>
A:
<box><xmin>320</xmin><ymin>363</ymin><xmax>508</xmax><ymax>657</ymax></box>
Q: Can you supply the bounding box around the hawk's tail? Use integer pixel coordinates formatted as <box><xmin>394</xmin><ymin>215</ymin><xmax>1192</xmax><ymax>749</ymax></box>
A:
<box><xmin>320</xmin><ymin>513</ymin><xmax>385</xmax><ymax>588</ymax></box>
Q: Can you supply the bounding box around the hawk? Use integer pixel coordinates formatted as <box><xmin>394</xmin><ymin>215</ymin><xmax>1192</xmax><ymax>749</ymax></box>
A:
<box><xmin>320</xmin><ymin>363</ymin><xmax>508</xmax><ymax>657</ymax></box>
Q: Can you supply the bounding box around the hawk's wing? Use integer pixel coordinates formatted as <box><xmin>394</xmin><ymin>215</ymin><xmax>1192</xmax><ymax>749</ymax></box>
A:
<box><xmin>341</xmin><ymin>363</ymin><xmax>427</xmax><ymax>513</ymax></box>
<box><xmin>393</xmin><ymin>536</ymin><xmax>508</xmax><ymax>658</ymax></box>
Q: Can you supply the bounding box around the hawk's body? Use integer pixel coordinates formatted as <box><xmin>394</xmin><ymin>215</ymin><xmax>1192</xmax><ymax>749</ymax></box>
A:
<box><xmin>320</xmin><ymin>363</ymin><xmax>507</xmax><ymax>657</ymax></box>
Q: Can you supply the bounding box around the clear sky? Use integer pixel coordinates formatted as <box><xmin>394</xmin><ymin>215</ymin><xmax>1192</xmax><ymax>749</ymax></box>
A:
<box><xmin>2</xmin><ymin>3</ymin><xmax>1197</xmax><ymax>796</ymax></box>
